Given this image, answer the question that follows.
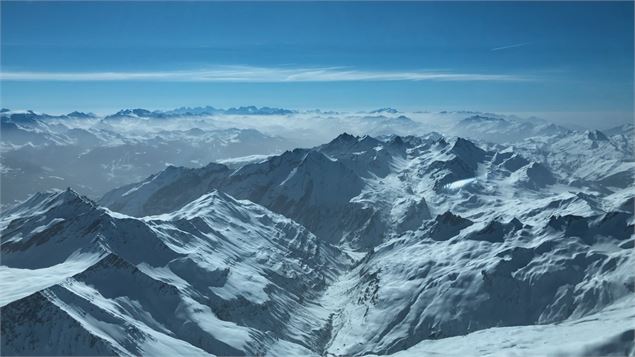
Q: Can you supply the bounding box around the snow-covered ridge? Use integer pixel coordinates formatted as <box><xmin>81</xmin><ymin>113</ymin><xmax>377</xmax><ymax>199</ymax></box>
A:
<box><xmin>103</xmin><ymin>106</ymin><xmax>296</xmax><ymax>120</ymax></box>
<box><xmin>100</xmin><ymin>131</ymin><xmax>632</xmax><ymax>247</ymax></box>
<box><xmin>1</xmin><ymin>188</ymin><xmax>349</xmax><ymax>356</ymax></box>
<box><xmin>2</xmin><ymin>128</ymin><xmax>633</xmax><ymax>356</ymax></box>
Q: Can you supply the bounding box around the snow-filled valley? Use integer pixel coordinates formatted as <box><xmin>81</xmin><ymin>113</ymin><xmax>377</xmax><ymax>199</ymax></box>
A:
<box><xmin>1</xmin><ymin>107</ymin><xmax>633</xmax><ymax>356</ymax></box>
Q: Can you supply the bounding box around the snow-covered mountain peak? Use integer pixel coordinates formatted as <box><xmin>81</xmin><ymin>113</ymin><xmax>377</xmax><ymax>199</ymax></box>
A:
<box><xmin>448</xmin><ymin>136</ymin><xmax>487</xmax><ymax>161</ymax></box>
<box><xmin>321</xmin><ymin>133</ymin><xmax>387</xmax><ymax>159</ymax></box>
<box><xmin>320</xmin><ymin>132</ymin><xmax>361</xmax><ymax>152</ymax></box>
<box><xmin>369</xmin><ymin>107</ymin><xmax>399</xmax><ymax>114</ymax></box>
<box><xmin>105</xmin><ymin>108</ymin><xmax>156</xmax><ymax>119</ymax></box>
<box><xmin>66</xmin><ymin>111</ymin><xmax>96</xmax><ymax>119</ymax></box>
<box><xmin>147</xmin><ymin>189</ymin><xmax>254</xmax><ymax>223</ymax></box>
<box><xmin>12</xmin><ymin>188</ymin><xmax>94</xmax><ymax>220</ymax></box>
<box><xmin>461</xmin><ymin>114</ymin><xmax>507</xmax><ymax>124</ymax></box>
<box><xmin>2</xmin><ymin>188</ymin><xmax>95</xmax><ymax>226</ymax></box>
<box><xmin>586</xmin><ymin>129</ymin><xmax>609</xmax><ymax>142</ymax></box>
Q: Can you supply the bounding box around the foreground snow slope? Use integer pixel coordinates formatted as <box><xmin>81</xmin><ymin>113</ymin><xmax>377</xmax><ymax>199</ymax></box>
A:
<box><xmin>383</xmin><ymin>295</ymin><xmax>634</xmax><ymax>357</ymax></box>
<box><xmin>319</xmin><ymin>207</ymin><xmax>633</xmax><ymax>355</ymax></box>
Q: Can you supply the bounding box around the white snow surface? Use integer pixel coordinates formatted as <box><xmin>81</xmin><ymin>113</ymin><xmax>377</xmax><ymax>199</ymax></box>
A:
<box><xmin>382</xmin><ymin>295</ymin><xmax>635</xmax><ymax>357</ymax></box>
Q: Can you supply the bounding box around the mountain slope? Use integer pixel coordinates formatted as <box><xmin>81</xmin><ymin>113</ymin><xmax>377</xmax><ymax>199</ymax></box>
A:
<box><xmin>100</xmin><ymin>133</ymin><xmax>561</xmax><ymax>248</ymax></box>
<box><xmin>1</xmin><ymin>189</ymin><xmax>349</xmax><ymax>356</ymax></box>
<box><xmin>3</xmin><ymin>129</ymin><xmax>634</xmax><ymax>356</ymax></box>
<box><xmin>515</xmin><ymin>129</ymin><xmax>634</xmax><ymax>189</ymax></box>
<box><xmin>320</xmin><ymin>207</ymin><xmax>633</xmax><ymax>355</ymax></box>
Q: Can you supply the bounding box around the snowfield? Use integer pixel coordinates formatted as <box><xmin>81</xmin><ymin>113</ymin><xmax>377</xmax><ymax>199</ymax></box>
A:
<box><xmin>1</xmin><ymin>109</ymin><xmax>633</xmax><ymax>356</ymax></box>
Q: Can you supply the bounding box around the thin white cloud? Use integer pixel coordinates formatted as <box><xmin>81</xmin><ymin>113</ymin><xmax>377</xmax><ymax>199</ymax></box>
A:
<box><xmin>491</xmin><ymin>42</ymin><xmax>530</xmax><ymax>52</ymax></box>
<box><xmin>0</xmin><ymin>66</ymin><xmax>531</xmax><ymax>82</ymax></box>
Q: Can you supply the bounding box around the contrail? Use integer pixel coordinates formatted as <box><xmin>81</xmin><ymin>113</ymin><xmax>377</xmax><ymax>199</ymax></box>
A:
<box><xmin>491</xmin><ymin>42</ymin><xmax>530</xmax><ymax>51</ymax></box>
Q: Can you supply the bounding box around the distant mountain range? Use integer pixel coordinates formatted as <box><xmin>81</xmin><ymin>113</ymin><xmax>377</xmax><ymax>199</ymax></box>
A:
<box><xmin>2</xmin><ymin>107</ymin><xmax>630</xmax><ymax>208</ymax></box>
<box><xmin>104</xmin><ymin>106</ymin><xmax>296</xmax><ymax>119</ymax></box>
<box><xmin>0</xmin><ymin>110</ymin><xmax>298</xmax><ymax>207</ymax></box>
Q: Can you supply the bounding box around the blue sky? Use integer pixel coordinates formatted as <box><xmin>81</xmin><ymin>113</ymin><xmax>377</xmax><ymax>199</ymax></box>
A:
<box><xmin>1</xmin><ymin>1</ymin><xmax>633</xmax><ymax>127</ymax></box>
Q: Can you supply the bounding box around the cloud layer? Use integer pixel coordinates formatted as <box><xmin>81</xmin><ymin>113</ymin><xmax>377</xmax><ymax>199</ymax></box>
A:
<box><xmin>0</xmin><ymin>66</ymin><xmax>530</xmax><ymax>82</ymax></box>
